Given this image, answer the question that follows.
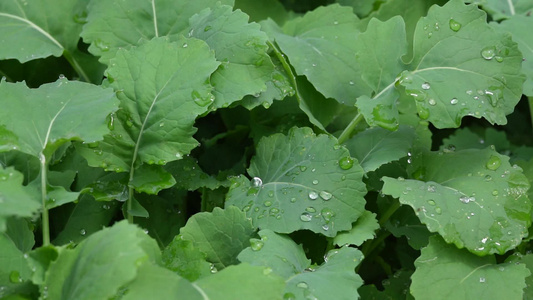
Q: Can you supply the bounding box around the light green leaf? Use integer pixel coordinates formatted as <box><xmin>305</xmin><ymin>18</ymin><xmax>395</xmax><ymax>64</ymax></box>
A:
<box><xmin>162</xmin><ymin>236</ymin><xmax>212</xmax><ymax>282</ymax></box>
<box><xmin>475</xmin><ymin>0</ymin><xmax>533</xmax><ymax>20</ymax></box>
<box><xmin>491</xmin><ymin>14</ymin><xmax>533</xmax><ymax>96</ymax></box>
<box><xmin>507</xmin><ymin>253</ymin><xmax>533</xmax><ymax>298</ymax></box>
<box><xmin>273</xmin><ymin>4</ymin><xmax>372</xmax><ymax>105</ymax></box>
<box><xmin>0</xmin><ymin>167</ymin><xmax>40</xmax><ymax>232</ymax></box>
<box><xmin>77</xmin><ymin>37</ymin><xmax>219</xmax><ymax>184</ymax></box>
<box><xmin>81</xmin><ymin>0</ymin><xmax>234</xmax><ymax>64</ymax></box>
<box><xmin>382</xmin><ymin>148</ymin><xmax>531</xmax><ymax>255</ymax></box>
<box><xmin>194</xmin><ymin>263</ymin><xmax>286</xmax><ymax>300</ymax></box>
<box><xmin>411</xmin><ymin>235</ymin><xmax>530</xmax><ymax>299</ymax></box>
<box><xmin>5</xmin><ymin>218</ymin><xmax>35</xmax><ymax>253</ymax></box>
<box><xmin>189</xmin><ymin>4</ymin><xmax>274</xmax><ymax>108</ymax></box>
<box><xmin>225</xmin><ymin>127</ymin><xmax>367</xmax><ymax>237</ymax></box>
<box><xmin>164</xmin><ymin>156</ymin><xmax>225</xmax><ymax>191</ymax></box>
<box><xmin>238</xmin><ymin>230</ymin><xmax>363</xmax><ymax>299</ymax></box>
<box><xmin>344</xmin><ymin>125</ymin><xmax>417</xmax><ymax>172</ymax></box>
<box><xmin>334</xmin><ymin>210</ymin><xmax>379</xmax><ymax>247</ymax></box>
<box><xmin>234</xmin><ymin>0</ymin><xmax>289</xmax><ymax>24</ymax></box>
<box><xmin>0</xmin><ymin>234</ymin><xmax>34</xmax><ymax>298</ymax></box>
<box><xmin>44</xmin><ymin>221</ymin><xmax>159</xmax><ymax>300</ymax></box>
<box><xmin>355</xmin><ymin>17</ymin><xmax>407</xmax><ymax>130</ymax></box>
<box><xmin>336</xmin><ymin>0</ymin><xmax>376</xmax><ymax>18</ymax></box>
<box><xmin>180</xmin><ymin>206</ymin><xmax>256</xmax><ymax>270</ymax></box>
<box><xmin>129</xmin><ymin>164</ymin><xmax>176</xmax><ymax>194</ymax></box>
<box><xmin>356</xmin><ymin>0</ymin><xmax>524</xmax><ymax>129</ymax></box>
<box><xmin>0</xmin><ymin>0</ymin><xmax>93</xmax><ymax>81</ymax></box>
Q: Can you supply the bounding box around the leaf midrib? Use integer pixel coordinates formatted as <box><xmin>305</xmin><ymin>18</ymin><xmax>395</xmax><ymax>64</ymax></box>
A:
<box><xmin>0</xmin><ymin>12</ymin><xmax>63</xmax><ymax>50</ymax></box>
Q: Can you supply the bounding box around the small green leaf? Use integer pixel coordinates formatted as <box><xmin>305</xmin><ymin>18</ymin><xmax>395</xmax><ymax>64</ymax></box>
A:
<box><xmin>334</xmin><ymin>210</ymin><xmax>380</xmax><ymax>247</ymax></box>
<box><xmin>411</xmin><ymin>235</ymin><xmax>530</xmax><ymax>299</ymax></box>
<box><xmin>179</xmin><ymin>206</ymin><xmax>255</xmax><ymax>270</ymax></box>
<box><xmin>382</xmin><ymin>148</ymin><xmax>531</xmax><ymax>255</ymax></box>
<box><xmin>0</xmin><ymin>167</ymin><xmax>40</xmax><ymax>232</ymax></box>
<box><xmin>476</xmin><ymin>0</ymin><xmax>533</xmax><ymax>21</ymax></box>
<box><xmin>225</xmin><ymin>127</ymin><xmax>367</xmax><ymax>237</ymax></box>
<box><xmin>129</xmin><ymin>164</ymin><xmax>176</xmax><ymax>195</ymax></box>
<box><xmin>162</xmin><ymin>236</ymin><xmax>212</xmax><ymax>281</ymax></box>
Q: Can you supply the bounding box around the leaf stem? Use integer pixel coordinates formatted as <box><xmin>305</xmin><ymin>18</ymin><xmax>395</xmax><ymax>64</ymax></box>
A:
<box><xmin>528</xmin><ymin>97</ymin><xmax>533</xmax><ymax>132</ymax></box>
<box><xmin>127</xmin><ymin>186</ymin><xmax>134</xmax><ymax>223</ymax></box>
<box><xmin>267</xmin><ymin>41</ymin><xmax>302</xmax><ymax>104</ymax></box>
<box><xmin>337</xmin><ymin>112</ymin><xmax>363</xmax><ymax>144</ymax></box>
<box><xmin>62</xmin><ymin>50</ymin><xmax>91</xmax><ymax>83</ymax></box>
<box><xmin>40</xmin><ymin>153</ymin><xmax>50</xmax><ymax>246</ymax></box>
<box><xmin>378</xmin><ymin>198</ymin><xmax>401</xmax><ymax>226</ymax></box>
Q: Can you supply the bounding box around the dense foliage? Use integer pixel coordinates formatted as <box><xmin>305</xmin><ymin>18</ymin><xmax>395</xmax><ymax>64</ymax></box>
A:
<box><xmin>1</xmin><ymin>0</ymin><xmax>533</xmax><ymax>299</ymax></box>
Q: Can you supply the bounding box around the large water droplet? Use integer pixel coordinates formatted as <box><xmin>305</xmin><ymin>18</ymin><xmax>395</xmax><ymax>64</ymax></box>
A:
<box><xmin>479</xmin><ymin>277</ymin><xmax>486</xmax><ymax>283</ymax></box>
<box><xmin>421</xmin><ymin>82</ymin><xmax>431</xmax><ymax>90</ymax></box>
<box><xmin>428</xmin><ymin>99</ymin><xmax>436</xmax><ymax>106</ymax></box>
<box><xmin>449</xmin><ymin>19</ymin><xmax>462</xmax><ymax>31</ymax></box>
<box><xmin>486</xmin><ymin>155</ymin><xmax>501</xmax><ymax>171</ymax></box>
<box><xmin>481</xmin><ymin>46</ymin><xmax>496</xmax><ymax>60</ymax></box>
<box><xmin>80</xmin><ymin>229</ymin><xmax>86</xmax><ymax>236</ymax></box>
<box><xmin>338</xmin><ymin>157</ymin><xmax>354</xmax><ymax>170</ymax></box>
<box><xmin>300</xmin><ymin>213</ymin><xmax>312</xmax><ymax>222</ymax></box>
<box><xmin>427</xmin><ymin>199</ymin><xmax>436</xmax><ymax>206</ymax></box>
<box><xmin>308</xmin><ymin>191</ymin><xmax>318</xmax><ymax>200</ymax></box>
<box><xmin>319</xmin><ymin>191</ymin><xmax>332</xmax><ymax>200</ymax></box>
<box><xmin>9</xmin><ymin>271</ymin><xmax>21</xmax><ymax>283</ymax></box>
<box><xmin>417</xmin><ymin>106</ymin><xmax>430</xmax><ymax>120</ymax></box>
<box><xmin>321</xmin><ymin>208</ymin><xmax>335</xmax><ymax>222</ymax></box>
<box><xmin>312</xmin><ymin>179</ymin><xmax>319</xmax><ymax>185</ymax></box>
<box><xmin>251</xmin><ymin>177</ymin><xmax>263</xmax><ymax>187</ymax></box>
<box><xmin>306</xmin><ymin>207</ymin><xmax>316</xmax><ymax>213</ymax></box>
<box><xmin>450</xmin><ymin>98</ymin><xmax>458</xmax><ymax>105</ymax></box>
<box><xmin>94</xmin><ymin>39</ymin><xmax>110</xmax><ymax>52</ymax></box>
<box><xmin>283</xmin><ymin>292</ymin><xmax>296</xmax><ymax>300</ymax></box>
<box><xmin>250</xmin><ymin>239</ymin><xmax>264</xmax><ymax>251</ymax></box>
<box><xmin>263</xmin><ymin>200</ymin><xmax>272</xmax><ymax>207</ymax></box>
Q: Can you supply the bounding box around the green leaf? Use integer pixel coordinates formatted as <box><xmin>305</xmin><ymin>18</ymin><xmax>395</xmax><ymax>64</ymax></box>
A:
<box><xmin>234</xmin><ymin>0</ymin><xmax>289</xmax><ymax>24</ymax></box>
<box><xmin>162</xmin><ymin>236</ymin><xmax>212</xmax><ymax>281</ymax></box>
<box><xmin>382</xmin><ymin>148</ymin><xmax>532</xmax><ymax>255</ymax></box>
<box><xmin>411</xmin><ymin>235</ymin><xmax>530</xmax><ymax>299</ymax></box>
<box><xmin>0</xmin><ymin>234</ymin><xmax>34</xmax><ymax>298</ymax></box>
<box><xmin>0</xmin><ymin>167</ymin><xmax>40</xmax><ymax>232</ymax></box>
<box><xmin>188</xmin><ymin>4</ymin><xmax>274</xmax><ymax>109</ymax></box>
<box><xmin>194</xmin><ymin>263</ymin><xmax>286</xmax><ymax>300</ymax></box>
<box><xmin>356</xmin><ymin>0</ymin><xmax>525</xmax><ymax>129</ymax></box>
<box><xmin>440</xmin><ymin>127</ymin><xmax>510</xmax><ymax>152</ymax></box>
<box><xmin>358</xmin><ymin>269</ymin><xmax>414</xmax><ymax>300</ymax></box>
<box><xmin>0</xmin><ymin>0</ymin><xmax>94</xmax><ymax>81</ymax></box>
<box><xmin>238</xmin><ymin>230</ymin><xmax>364</xmax><ymax>300</ymax></box>
<box><xmin>77</xmin><ymin>37</ymin><xmax>219</xmax><ymax>190</ymax></box>
<box><xmin>81</xmin><ymin>0</ymin><xmax>234</xmax><ymax>64</ymax></box>
<box><xmin>44</xmin><ymin>221</ymin><xmax>159</xmax><ymax>300</ymax></box>
<box><xmin>225</xmin><ymin>127</ymin><xmax>367</xmax><ymax>237</ymax></box>
<box><xmin>5</xmin><ymin>218</ymin><xmax>35</xmax><ymax>253</ymax></box>
<box><xmin>491</xmin><ymin>15</ymin><xmax>533</xmax><ymax>96</ymax></box>
<box><xmin>129</xmin><ymin>164</ymin><xmax>176</xmax><ymax>194</ymax></box>
<box><xmin>385</xmin><ymin>205</ymin><xmax>433</xmax><ymax>250</ymax></box>
<box><xmin>179</xmin><ymin>206</ymin><xmax>256</xmax><ymax>270</ymax></box>
<box><xmin>475</xmin><ymin>0</ymin><xmax>533</xmax><ymax>20</ymax></box>
<box><xmin>273</xmin><ymin>4</ymin><xmax>372</xmax><ymax>105</ymax></box>
<box><xmin>355</xmin><ymin>16</ymin><xmax>407</xmax><ymax>130</ymax></box>
<box><xmin>334</xmin><ymin>210</ymin><xmax>379</xmax><ymax>247</ymax></box>
<box><xmin>164</xmin><ymin>156</ymin><xmax>224</xmax><ymax>191</ymax></box>
<box><xmin>344</xmin><ymin>125</ymin><xmax>417</xmax><ymax>173</ymax></box>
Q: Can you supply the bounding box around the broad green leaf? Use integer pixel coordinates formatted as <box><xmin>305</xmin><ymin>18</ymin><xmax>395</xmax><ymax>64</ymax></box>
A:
<box><xmin>77</xmin><ymin>37</ymin><xmax>219</xmax><ymax>195</ymax></box>
<box><xmin>81</xmin><ymin>0</ymin><xmax>233</xmax><ymax>64</ymax></box>
<box><xmin>344</xmin><ymin>125</ymin><xmax>416</xmax><ymax>172</ymax></box>
<box><xmin>165</xmin><ymin>155</ymin><xmax>226</xmax><ymax>191</ymax></box>
<box><xmin>0</xmin><ymin>79</ymin><xmax>117</xmax><ymax>159</ymax></box>
<box><xmin>474</xmin><ymin>0</ymin><xmax>533</xmax><ymax>20</ymax></box>
<box><xmin>5</xmin><ymin>218</ymin><xmax>34</xmax><ymax>253</ymax></box>
<box><xmin>358</xmin><ymin>270</ymin><xmax>414</xmax><ymax>300</ymax></box>
<box><xmin>336</xmin><ymin>0</ymin><xmax>376</xmax><ymax>18</ymax></box>
<box><xmin>162</xmin><ymin>236</ymin><xmax>212</xmax><ymax>281</ymax></box>
<box><xmin>238</xmin><ymin>230</ymin><xmax>363</xmax><ymax>300</ymax></box>
<box><xmin>492</xmin><ymin>15</ymin><xmax>533</xmax><ymax>96</ymax></box>
<box><xmin>188</xmin><ymin>4</ymin><xmax>274</xmax><ymax>108</ymax></box>
<box><xmin>0</xmin><ymin>0</ymin><xmax>95</xmax><ymax>81</ymax></box>
<box><xmin>334</xmin><ymin>210</ymin><xmax>379</xmax><ymax>247</ymax></box>
<box><xmin>506</xmin><ymin>253</ymin><xmax>533</xmax><ymax>298</ymax></box>
<box><xmin>355</xmin><ymin>17</ymin><xmax>407</xmax><ymax>130</ymax></box>
<box><xmin>386</xmin><ymin>205</ymin><xmax>433</xmax><ymax>250</ymax></box>
<box><xmin>44</xmin><ymin>221</ymin><xmax>159</xmax><ymax>300</ymax></box>
<box><xmin>0</xmin><ymin>167</ymin><xmax>40</xmax><ymax>232</ymax></box>
<box><xmin>356</xmin><ymin>0</ymin><xmax>524</xmax><ymax>129</ymax></box>
<box><xmin>179</xmin><ymin>206</ymin><xmax>255</xmax><ymax>270</ymax></box>
<box><xmin>411</xmin><ymin>235</ymin><xmax>529</xmax><ymax>299</ymax></box>
<box><xmin>225</xmin><ymin>127</ymin><xmax>367</xmax><ymax>237</ymax></box>
<box><xmin>194</xmin><ymin>263</ymin><xmax>286</xmax><ymax>300</ymax></box>
<box><xmin>0</xmin><ymin>234</ymin><xmax>34</xmax><ymax>298</ymax></box>
<box><xmin>273</xmin><ymin>4</ymin><xmax>372</xmax><ymax>105</ymax></box>
<box><xmin>382</xmin><ymin>148</ymin><xmax>531</xmax><ymax>255</ymax></box>
<box><xmin>234</xmin><ymin>0</ymin><xmax>289</xmax><ymax>24</ymax></box>
<box><xmin>440</xmin><ymin>127</ymin><xmax>510</xmax><ymax>152</ymax></box>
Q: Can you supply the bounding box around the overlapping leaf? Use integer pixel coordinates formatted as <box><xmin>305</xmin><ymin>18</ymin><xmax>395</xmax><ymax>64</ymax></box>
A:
<box><xmin>238</xmin><ymin>229</ymin><xmax>363</xmax><ymax>299</ymax></box>
<box><xmin>333</xmin><ymin>210</ymin><xmax>379</xmax><ymax>247</ymax></box>
<box><xmin>0</xmin><ymin>167</ymin><xmax>40</xmax><ymax>232</ymax></box>
<box><xmin>225</xmin><ymin>127</ymin><xmax>367</xmax><ymax>237</ymax></box>
<box><xmin>355</xmin><ymin>0</ymin><xmax>524</xmax><ymax>129</ymax></box>
<box><xmin>475</xmin><ymin>0</ymin><xmax>533</xmax><ymax>20</ymax></box>
<box><xmin>411</xmin><ymin>236</ymin><xmax>530</xmax><ymax>299</ymax></box>
<box><xmin>271</xmin><ymin>4</ymin><xmax>373</xmax><ymax>105</ymax></box>
<box><xmin>382</xmin><ymin>148</ymin><xmax>531</xmax><ymax>255</ymax></box>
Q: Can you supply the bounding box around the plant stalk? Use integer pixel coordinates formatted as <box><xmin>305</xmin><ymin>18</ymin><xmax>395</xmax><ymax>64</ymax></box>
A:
<box><xmin>63</xmin><ymin>50</ymin><xmax>91</xmax><ymax>83</ymax></box>
<box><xmin>337</xmin><ymin>112</ymin><xmax>363</xmax><ymax>144</ymax></box>
<box><xmin>40</xmin><ymin>153</ymin><xmax>50</xmax><ymax>246</ymax></box>
<box><xmin>529</xmin><ymin>97</ymin><xmax>533</xmax><ymax>132</ymax></box>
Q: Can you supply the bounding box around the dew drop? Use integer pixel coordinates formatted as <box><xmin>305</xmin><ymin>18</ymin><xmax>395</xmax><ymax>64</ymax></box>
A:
<box><xmin>479</xmin><ymin>277</ymin><xmax>486</xmax><ymax>283</ymax></box>
<box><xmin>321</xmin><ymin>208</ymin><xmax>335</xmax><ymax>222</ymax></box>
<box><xmin>481</xmin><ymin>46</ymin><xmax>496</xmax><ymax>60</ymax></box>
<box><xmin>283</xmin><ymin>292</ymin><xmax>296</xmax><ymax>300</ymax></box>
<box><xmin>449</xmin><ymin>19</ymin><xmax>462</xmax><ymax>31</ymax></box>
<box><xmin>290</xmin><ymin>197</ymin><xmax>297</xmax><ymax>203</ymax></box>
<box><xmin>300</xmin><ymin>166</ymin><xmax>307</xmax><ymax>172</ymax></box>
<box><xmin>495</xmin><ymin>55</ymin><xmax>503</xmax><ymax>62</ymax></box>
<box><xmin>486</xmin><ymin>155</ymin><xmax>501</xmax><ymax>171</ymax></box>
<box><xmin>450</xmin><ymin>98</ymin><xmax>458</xmax><ymax>105</ymax></box>
<box><xmin>263</xmin><ymin>201</ymin><xmax>272</xmax><ymax>207</ymax></box>
<box><xmin>435</xmin><ymin>207</ymin><xmax>442</xmax><ymax>214</ymax></box>
<box><xmin>250</xmin><ymin>239</ymin><xmax>264</xmax><ymax>251</ymax></box>
<box><xmin>428</xmin><ymin>99</ymin><xmax>436</xmax><ymax>106</ymax></box>
<box><xmin>308</xmin><ymin>191</ymin><xmax>318</xmax><ymax>200</ymax></box>
<box><xmin>312</xmin><ymin>179</ymin><xmax>319</xmax><ymax>185</ymax></box>
<box><xmin>306</xmin><ymin>207</ymin><xmax>316</xmax><ymax>213</ymax></box>
<box><xmin>319</xmin><ymin>191</ymin><xmax>332</xmax><ymax>200</ymax></box>
<box><xmin>9</xmin><ymin>271</ymin><xmax>21</xmax><ymax>283</ymax></box>
<box><xmin>300</xmin><ymin>213</ymin><xmax>312</xmax><ymax>222</ymax></box>
<box><xmin>338</xmin><ymin>157</ymin><xmax>354</xmax><ymax>170</ymax></box>
<box><xmin>251</xmin><ymin>177</ymin><xmax>263</xmax><ymax>187</ymax></box>
<box><xmin>492</xmin><ymin>190</ymin><xmax>499</xmax><ymax>196</ymax></box>
<box><xmin>421</xmin><ymin>82</ymin><xmax>431</xmax><ymax>90</ymax></box>
<box><xmin>80</xmin><ymin>229</ymin><xmax>86</xmax><ymax>236</ymax></box>
<box><xmin>427</xmin><ymin>200</ymin><xmax>436</xmax><ymax>206</ymax></box>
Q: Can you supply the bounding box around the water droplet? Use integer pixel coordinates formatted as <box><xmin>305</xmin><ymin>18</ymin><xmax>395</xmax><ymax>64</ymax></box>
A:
<box><xmin>422</xmin><ymin>82</ymin><xmax>431</xmax><ymax>90</ymax></box>
<box><xmin>322</xmin><ymin>224</ymin><xmax>329</xmax><ymax>231</ymax></box>
<box><xmin>283</xmin><ymin>292</ymin><xmax>296</xmax><ymax>300</ymax></box>
<box><xmin>481</xmin><ymin>46</ymin><xmax>496</xmax><ymax>60</ymax></box>
<box><xmin>300</xmin><ymin>213</ymin><xmax>312</xmax><ymax>222</ymax></box>
<box><xmin>338</xmin><ymin>157</ymin><xmax>354</xmax><ymax>170</ymax></box>
<box><xmin>103</xmin><ymin>204</ymin><xmax>110</xmax><ymax>210</ymax></box>
<box><xmin>94</xmin><ymin>39</ymin><xmax>110</xmax><ymax>52</ymax></box>
<box><xmin>449</xmin><ymin>19</ymin><xmax>461</xmax><ymax>31</ymax></box>
<box><xmin>428</xmin><ymin>99</ymin><xmax>436</xmax><ymax>106</ymax></box>
<box><xmin>319</xmin><ymin>191</ymin><xmax>332</xmax><ymax>200</ymax></box>
<box><xmin>9</xmin><ymin>271</ymin><xmax>21</xmax><ymax>283</ymax></box>
<box><xmin>492</xmin><ymin>190</ymin><xmax>499</xmax><ymax>196</ymax></box>
<box><xmin>435</xmin><ymin>207</ymin><xmax>442</xmax><ymax>214</ymax></box>
<box><xmin>460</xmin><ymin>196</ymin><xmax>475</xmax><ymax>204</ymax></box>
<box><xmin>267</xmin><ymin>190</ymin><xmax>274</xmax><ymax>198</ymax></box>
<box><xmin>210</xmin><ymin>264</ymin><xmax>218</xmax><ymax>273</ymax></box>
<box><xmin>450</xmin><ymin>98</ymin><xmax>458</xmax><ymax>105</ymax></box>
<box><xmin>299</xmin><ymin>166</ymin><xmax>307</xmax><ymax>172</ymax></box>
<box><xmin>125</xmin><ymin>118</ymin><xmax>134</xmax><ymax>127</ymax></box>
<box><xmin>204</xmin><ymin>25</ymin><xmax>212</xmax><ymax>32</ymax></box>
<box><xmin>484</xmin><ymin>175</ymin><xmax>492</xmax><ymax>181</ymax></box>
<box><xmin>349</xmin><ymin>81</ymin><xmax>354</xmax><ymax>85</ymax></box>
<box><xmin>107</xmin><ymin>113</ymin><xmax>115</xmax><ymax>130</ymax></box>
<box><xmin>264</xmin><ymin>201</ymin><xmax>272</xmax><ymax>207</ymax></box>
<box><xmin>417</xmin><ymin>106</ymin><xmax>430</xmax><ymax>120</ymax></box>
<box><xmin>333</xmin><ymin>21</ymin><xmax>339</xmax><ymax>25</ymax></box>
<box><xmin>321</xmin><ymin>208</ymin><xmax>335</xmax><ymax>222</ymax></box>
<box><xmin>306</xmin><ymin>207</ymin><xmax>316</xmax><ymax>213</ymax></box>
<box><xmin>308</xmin><ymin>191</ymin><xmax>318</xmax><ymax>200</ymax></box>
<box><xmin>290</xmin><ymin>197</ymin><xmax>297</xmax><ymax>203</ymax></box>
<box><xmin>192</xmin><ymin>90</ymin><xmax>214</xmax><ymax>107</ymax></box>
<box><xmin>80</xmin><ymin>229</ymin><xmax>86</xmax><ymax>236</ymax></box>
<box><xmin>495</xmin><ymin>55</ymin><xmax>503</xmax><ymax>62</ymax></box>
<box><xmin>251</xmin><ymin>177</ymin><xmax>262</xmax><ymax>187</ymax></box>
<box><xmin>486</xmin><ymin>155</ymin><xmax>501</xmax><ymax>171</ymax></box>
<box><xmin>312</xmin><ymin>179</ymin><xmax>319</xmax><ymax>185</ymax></box>
<box><xmin>250</xmin><ymin>239</ymin><xmax>264</xmax><ymax>251</ymax></box>
<box><xmin>479</xmin><ymin>277</ymin><xmax>486</xmax><ymax>283</ymax></box>
<box><xmin>427</xmin><ymin>185</ymin><xmax>436</xmax><ymax>192</ymax></box>
<box><xmin>427</xmin><ymin>200</ymin><xmax>436</xmax><ymax>206</ymax></box>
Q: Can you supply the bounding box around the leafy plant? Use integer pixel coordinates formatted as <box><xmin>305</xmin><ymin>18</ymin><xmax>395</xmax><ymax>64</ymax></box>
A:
<box><xmin>1</xmin><ymin>0</ymin><xmax>532</xmax><ymax>299</ymax></box>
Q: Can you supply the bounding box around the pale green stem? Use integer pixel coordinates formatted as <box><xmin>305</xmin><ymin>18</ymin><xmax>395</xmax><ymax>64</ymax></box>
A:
<box><xmin>63</xmin><ymin>50</ymin><xmax>91</xmax><ymax>83</ymax></box>
<box><xmin>529</xmin><ymin>97</ymin><xmax>533</xmax><ymax>132</ymax></box>
<box><xmin>337</xmin><ymin>113</ymin><xmax>363</xmax><ymax>144</ymax></box>
<box><xmin>267</xmin><ymin>41</ymin><xmax>303</xmax><ymax>105</ymax></box>
<box><xmin>40</xmin><ymin>153</ymin><xmax>50</xmax><ymax>246</ymax></box>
